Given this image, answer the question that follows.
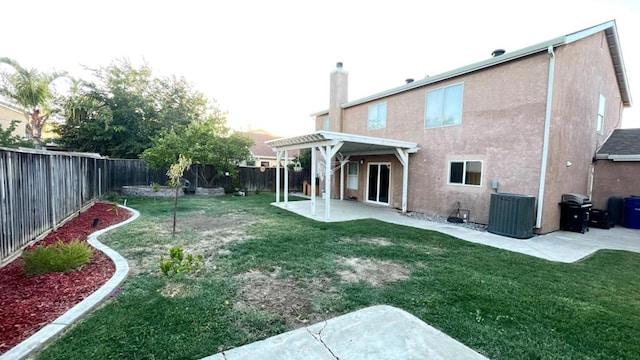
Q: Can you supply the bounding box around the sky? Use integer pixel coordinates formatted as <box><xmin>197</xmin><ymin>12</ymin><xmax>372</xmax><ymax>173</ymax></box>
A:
<box><xmin>3</xmin><ymin>0</ymin><xmax>639</xmax><ymax>136</ymax></box>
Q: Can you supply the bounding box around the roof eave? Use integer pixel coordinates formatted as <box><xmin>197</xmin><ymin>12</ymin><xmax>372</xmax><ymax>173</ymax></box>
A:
<box><xmin>310</xmin><ymin>109</ymin><xmax>329</xmax><ymax>117</ymax></box>
<box><xmin>596</xmin><ymin>154</ymin><xmax>640</xmax><ymax>161</ymax></box>
<box><xmin>340</xmin><ymin>21</ymin><xmax>632</xmax><ymax>109</ymax></box>
<box><xmin>341</xmin><ymin>36</ymin><xmax>565</xmax><ymax>109</ymax></box>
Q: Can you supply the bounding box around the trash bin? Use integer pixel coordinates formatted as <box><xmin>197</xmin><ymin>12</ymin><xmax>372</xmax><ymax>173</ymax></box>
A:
<box><xmin>623</xmin><ymin>196</ymin><xmax>640</xmax><ymax>229</ymax></box>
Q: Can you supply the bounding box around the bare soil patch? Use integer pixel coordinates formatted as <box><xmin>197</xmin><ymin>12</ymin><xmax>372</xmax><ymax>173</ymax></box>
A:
<box><xmin>341</xmin><ymin>236</ymin><xmax>393</xmax><ymax>246</ymax></box>
<box><xmin>234</xmin><ymin>268</ymin><xmax>336</xmax><ymax>326</ymax></box>
<box><xmin>124</xmin><ymin>213</ymin><xmax>253</xmax><ymax>276</ymax></box>
<box><xmin>337</xmin><ymin>257</ymin><xmax>409</xmax><ymax>286</ymax></box>
<box><xmin>159</xmin><ymin>282</ymin><xmax>200</xmax><ymax>298</ymax></box>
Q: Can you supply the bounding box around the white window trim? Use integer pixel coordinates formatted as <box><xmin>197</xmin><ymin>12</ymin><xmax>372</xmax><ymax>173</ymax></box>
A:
<box><xmin>597</xmin><ymin>94</ymin><xmax>605</xmax><ymax>135</ymax></box>
<box><xmin>367</xmin><ymin>101</ymin><xmax>387</xmax><ymax>130</ymax></box>
<box><xmin>347</xmin><ymin>162</ymin><xmax>358</xmax><ymax>190</ymax></box>
<box><xmin>447</xmin><ymin>160</ymin><xmax>483</xmax><ymax>187</ymax></box>
<box><xmin>424</xmin><ymin>82</ymin><xmax>464</xmax><ymax>129</ymax></box>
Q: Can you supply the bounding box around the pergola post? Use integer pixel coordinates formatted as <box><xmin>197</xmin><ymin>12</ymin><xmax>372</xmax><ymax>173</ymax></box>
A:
<box><xmin>325</xmin><ymin>145</ymin><xmax>331</xmax><ymax>220</ymax></box>
<box><xmin>284</xmin><ymin>150</ymin><xmax>289</xmax><ymax>206</ymax></box>
<box><xmin>394</xmin><ymin>148</ymin><xmax>410</xmax><ymax>213</ymax></box>
<box><xmin>275</xmin><ymin>150</ymin><xmax>282</xmax><ymax>204</ymax></box>
<box><xmin>311</xmin><ymin>147</ymin><xmax>317</xmax><ymax>216</ymax></box>
<box><xmin>338</xmin><ymin>154</ymin><xmax>350</xmax><ymax>200</ymax></box>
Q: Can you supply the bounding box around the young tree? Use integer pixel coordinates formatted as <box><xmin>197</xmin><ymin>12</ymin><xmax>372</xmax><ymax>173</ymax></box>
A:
<box><xmin>141</xmin><ymin>117</ymin><xmax>254</xmax><ymax>187</ymax></box>
<box><xmin>166</xmin><ymin>155</ymin><xmax>192</xmax><ymax>236</ymax></box>
<box><xmin>0</xmin><ymin>57</ymin><xmax>67</xmax><ymax>143</ymax></box>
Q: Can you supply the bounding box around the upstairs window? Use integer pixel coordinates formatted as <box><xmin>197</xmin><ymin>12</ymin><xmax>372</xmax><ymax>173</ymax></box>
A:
<box><xmin>448</xmin><ymin>160</ymin><xmax>482</xmax><ymax>186</ymax></box>
<box><xmin>597</xmin><ymin>94</ymin><xmax>605</xmax><ymax>135</ymax></box>
<box><xmin>368</xmin><ymin>102</ymin><xmax>387</xmax><ymax>130</ymax></box>
<box><xmin>425</xmin><ymin>83</ymin><xmax>464</xmax><ymax>128</ymax></box>
<box><xmin>323</xmin><ymin>116</ymin><xmax>330</xmax><ymax>131</ymax></box>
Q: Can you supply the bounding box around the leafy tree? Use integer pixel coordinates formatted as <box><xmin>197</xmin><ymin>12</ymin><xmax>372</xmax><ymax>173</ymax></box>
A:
<box><xmin>56</xmin><ymin>59</ymin><xmax>210</xmax><ymax>158</ymax></box>
<box><xmin>0</xmin><ymin>120</ymin><xmax>34</xmax><ymax>148</ymax></box>
<box><xmin>141</xmin><ymin>117</ymin><xmax>254</xmax><ymax>187</ymax></box>
<box><xmin>295</xmin><ymin>148</ymin><xmax>311</xmax><ymax>170</ymax></box>
<box><xmin>0</xmin><ymin>57</ymin><xmax>67</xmax><ymax>143</ymax></box>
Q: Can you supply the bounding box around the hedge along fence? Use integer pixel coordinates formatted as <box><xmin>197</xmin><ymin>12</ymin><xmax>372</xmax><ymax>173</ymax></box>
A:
<box><xmin>0</xmin><ymin>147</ymin><xmax>106</xmax><ymax>264</ymax></box>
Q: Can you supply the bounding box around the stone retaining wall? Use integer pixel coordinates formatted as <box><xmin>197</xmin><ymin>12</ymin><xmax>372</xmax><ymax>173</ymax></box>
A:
<box><xmin>121</xmin><ymin>186</ymin><xmax>182</xmax><ymax>198</ymax></box>
<box><xmin>195</xmin><ymin>187</ymin><xmax>225</xmax><ymax>196</ymax></box>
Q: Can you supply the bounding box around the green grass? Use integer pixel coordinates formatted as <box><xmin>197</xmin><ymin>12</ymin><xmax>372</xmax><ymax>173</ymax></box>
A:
<box><xmin>36</xmin><ymin>194</ymin><xmax>640</xmax><ymax>359</ymax></box>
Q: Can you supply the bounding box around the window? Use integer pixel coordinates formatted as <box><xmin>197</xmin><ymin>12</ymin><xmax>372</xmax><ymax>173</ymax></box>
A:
<box><xmin>260</xmin><ymin>161</ymin><xmax>270</xmax><ymax>167</ymax></box>
<box><xmin>347</xmin><ymin>162</ymin><xmax>358</xmax><ymax>189</ymax></box>
<box><xmin>425</xmin><ymin>83</ymin><xmax>464</xmax><ymax>128</ymax></box>
<box><xmin>597</xmin><ymin>94</ymin><xmax>605</xmax><ymax>134</ymax></box>
<box><xmin>323</xmin><ymin>117</ymin><xmax>330</xmax><ymax>131</ymax></box>
<box><xmin>448</xmin><ymin>160</ymin><xmax>482</xmax><ymax>186</ymax></box>
<box><xmin>368</xmin><ymin>102</ymin><xmax>387</xmax><ymax>130</ymax></box>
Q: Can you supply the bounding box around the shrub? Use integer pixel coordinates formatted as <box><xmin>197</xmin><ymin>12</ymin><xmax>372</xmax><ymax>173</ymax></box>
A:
<box><xmin>150</xmin><ymin>182</ymin><xmax>160</xmax><ymax>192</ymax></box>
<box><xmin>160</xmin><ymin>246</ymin><xmax>204</xmax><ymax>278</ymax></box>
<box><xmin>23</xmin><ymin>240</ymin><xmax>94</xmax><ymax>277</ymax></box>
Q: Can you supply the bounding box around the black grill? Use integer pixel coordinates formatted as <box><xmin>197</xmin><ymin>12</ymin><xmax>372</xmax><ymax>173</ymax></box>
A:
<box><xmin>559</xmin><ymin>194</ymin><xmax>592</xmax><ymax>233</ymax></box>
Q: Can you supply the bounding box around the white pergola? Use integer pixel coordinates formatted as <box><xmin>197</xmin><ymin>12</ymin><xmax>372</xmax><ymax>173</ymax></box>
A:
<box><xmin>266</xmin><ymin>131</ymin><xmax>419</xmax><ymax>220</ymax></box>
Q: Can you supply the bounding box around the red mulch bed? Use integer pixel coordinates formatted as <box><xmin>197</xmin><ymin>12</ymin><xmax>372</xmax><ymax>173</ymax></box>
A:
<box><xmin>0</xmin><ymin>202</ymin><xmax>132</xmax><ymax>355</ymax></box>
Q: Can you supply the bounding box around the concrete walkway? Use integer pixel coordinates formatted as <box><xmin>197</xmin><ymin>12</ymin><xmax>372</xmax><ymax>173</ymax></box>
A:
<box><xmin>203</xmin><ymin>305</ymin><xmax>488</xmax><ymax>360</ymax></box>
<box><xmin>0</xmin><ymin>205</ymin><xmax>140</xmax><ymax>360</ymax></box>
<box><xmin>273</xmin><ymin>198</ymin><xmax>640</xmax><ymax>263</ymax></box>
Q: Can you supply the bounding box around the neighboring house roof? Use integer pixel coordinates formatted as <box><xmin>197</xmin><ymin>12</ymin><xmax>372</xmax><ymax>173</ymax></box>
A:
<box><xmin>243</xmin><ymin>130</ymin><xmax>298</xmax><ymax>158</ymax></box>
<box><xmin>596</xmin><ymin>128</ymin><xmax>640</xmax><ymax>161</ymax></box>
<box><xmin>0</xmin><ymin>98</ymin><xmax>24</xmax><ymax>113</ymax></box>
<box><xmin>312</xmin><ymin>20</ymin><xmax>631</xmax><ymax>115</ymax></box>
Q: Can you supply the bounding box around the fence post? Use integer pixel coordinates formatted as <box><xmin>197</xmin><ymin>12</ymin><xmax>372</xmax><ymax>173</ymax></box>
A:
<box><xmin>49</xmin><ymin>153</ymin><xmax>57</xmax><ymax>231</ymax></box>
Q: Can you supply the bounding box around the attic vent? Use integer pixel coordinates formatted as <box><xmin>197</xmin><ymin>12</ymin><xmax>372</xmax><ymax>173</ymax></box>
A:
<box><xmin>491</xmin><ymin>49</ymin><xmax>506</xmax><ymax>57</ymax></box>
<box><xmin>405</xmin><ymin>78</ymin><xmax>414</xmax><ymax>84</ymax></box>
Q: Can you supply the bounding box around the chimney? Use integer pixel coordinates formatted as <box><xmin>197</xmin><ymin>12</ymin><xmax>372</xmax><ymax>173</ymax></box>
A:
<box><xmin>405</xmin><ymin>78</ymin><xmax>414</xmax><ymax>84</ymax></box>
<box><xmin>329</xmin><ymin>62</ymin><xmax>348</xmax><ymax>132</ymax></box>
<box><xmin>491</xmin><ymin>49</ymin><xmax>506</xmax><ymax>57</ymax></box>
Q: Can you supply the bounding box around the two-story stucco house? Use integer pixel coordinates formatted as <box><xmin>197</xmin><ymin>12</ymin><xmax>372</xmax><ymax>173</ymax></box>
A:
<box><xmin>268</xmin><ymin>20</ymin><xmax>632</xmax><ymax>234</ymax></box>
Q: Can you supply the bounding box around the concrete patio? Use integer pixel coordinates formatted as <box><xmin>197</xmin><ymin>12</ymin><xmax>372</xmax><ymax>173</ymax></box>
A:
<box><xmin>273</xmin><ymin>197</ymin><xmax>640</xmax><ymax>263</ymax></box>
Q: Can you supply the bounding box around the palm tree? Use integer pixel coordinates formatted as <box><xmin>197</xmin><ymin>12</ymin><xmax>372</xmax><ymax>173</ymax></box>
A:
<box><xmin>0</xmin><ymin>57</ymin><xmax>67</xmax><ymax>143</ymax></box>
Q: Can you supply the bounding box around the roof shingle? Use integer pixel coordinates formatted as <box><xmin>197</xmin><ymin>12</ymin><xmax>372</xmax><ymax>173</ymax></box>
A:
<box><xmin>597</xmin><ymin>128</ymin><xmax>640</xmax><ymax>156</ymax></box>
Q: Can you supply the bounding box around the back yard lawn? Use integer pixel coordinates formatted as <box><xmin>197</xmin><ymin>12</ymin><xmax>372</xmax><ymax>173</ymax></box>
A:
<box><xmin>35</xmin><ymin>194</ymin><xmax>640</xmax><ymax>359</ymax></box>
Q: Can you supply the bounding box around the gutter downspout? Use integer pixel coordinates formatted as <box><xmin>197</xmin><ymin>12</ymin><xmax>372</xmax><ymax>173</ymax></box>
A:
<box><xmin>536</xmin><ymin>46</ymin><xmax>555</xmax><ymax>229</ymax></box>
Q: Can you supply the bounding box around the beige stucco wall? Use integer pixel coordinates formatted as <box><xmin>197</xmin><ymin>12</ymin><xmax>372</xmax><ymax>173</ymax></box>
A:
<box><xmin>330</xmin><ymin>53</ymin><xmax>550</xmax><ymax>225</ymax></box>
<box><xmin>0</xmin><ymin>104</ymin><xmax>26</xmax><ymax>138</ymax></box>
<box><xmin>315</xmin><ymin>31</ymin><xmax>623</xmax><ymax>233</ymax></box>
<box><xmin>591</xmin><ymin>161</ymin><xmax>640</xmax><ymax>209</ymax></box>
<box><xmin>540</xmin><ymin>32</ymin><xmax>624</xmax><ymax>231</ymax></box>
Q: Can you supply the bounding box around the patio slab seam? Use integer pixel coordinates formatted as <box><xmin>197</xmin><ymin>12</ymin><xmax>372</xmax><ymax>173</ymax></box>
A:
<box><xmin>0</xmin><ymin>205</ymin><xmax>140</xmax><ymax>360</ymax></box>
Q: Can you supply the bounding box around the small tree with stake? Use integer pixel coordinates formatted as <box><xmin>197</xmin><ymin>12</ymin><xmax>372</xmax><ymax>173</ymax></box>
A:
<box><xmin>166</xmin><ymin>154</ymin><xmax>192</xmax><ymax>236</ymax></box>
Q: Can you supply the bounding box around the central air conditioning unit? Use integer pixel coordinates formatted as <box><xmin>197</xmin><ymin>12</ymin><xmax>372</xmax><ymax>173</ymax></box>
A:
<box><xmin>488</xmin><ymin>193</ymin><xmax>536</xmax><ymax>239</ymax></box>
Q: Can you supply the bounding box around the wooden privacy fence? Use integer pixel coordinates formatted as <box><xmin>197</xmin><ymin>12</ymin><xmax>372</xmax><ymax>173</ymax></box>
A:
<box><xmin>0</xmin><ymin>151</ymin><xmax>307</xmax><ymax>263</ymax></box>
<box><xmin>0</xmin><ymin>147</ymin><xmax>106</xmax><ymax>263</ymax></box>
<box><xmin>104</xmin><ymin>159</ymin><xmax>307</xmax><ymax>193</ymax></box>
